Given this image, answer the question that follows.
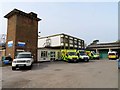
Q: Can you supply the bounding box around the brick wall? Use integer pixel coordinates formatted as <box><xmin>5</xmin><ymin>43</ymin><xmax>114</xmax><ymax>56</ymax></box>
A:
<box><xmin>5</xmin><ymin>9</ymin><xmax>41</xmax><ymax>62</ymax></box>
<box><xmin>15</xmin><ymin>14</ymin><xmax>38</xmax><ymax>61</ymax></box>
<box><xmin>6</xmin><ymin>15</ymin><xmax>17</xmax><ymax>59</ymax></box>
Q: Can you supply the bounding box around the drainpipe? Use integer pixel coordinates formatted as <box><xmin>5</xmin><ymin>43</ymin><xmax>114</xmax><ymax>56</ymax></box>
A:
<box><xmin>96</xmin><ymin>49</ymin><xmax>98</xmax><ymax>53</ymax></box>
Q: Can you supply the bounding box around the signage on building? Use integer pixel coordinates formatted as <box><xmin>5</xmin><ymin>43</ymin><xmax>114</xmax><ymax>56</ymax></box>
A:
<box><xmin>8</xmin><ymin>41</ymin><xmax>13</xmax><ymax>47</ymax></box>
<box><xmin>18</xmin><ymin>42</ymin><xmax>25</xmax><ymax>47</ymax></box>
<box><xmin>45</xmin><ymin>38</ymin><xmax>51</xmax><ymax>47</ymax></box>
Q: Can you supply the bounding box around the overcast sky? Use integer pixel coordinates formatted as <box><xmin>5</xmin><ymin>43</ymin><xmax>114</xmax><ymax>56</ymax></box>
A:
<box><xmin>0</xmin><ymin>1</ymin><xmax>118</xmax><ymax>45</ymax></box>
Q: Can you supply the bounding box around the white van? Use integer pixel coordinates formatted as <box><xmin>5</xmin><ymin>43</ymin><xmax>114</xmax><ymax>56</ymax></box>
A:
<box><xmin>108</xmin><ymin>51</ymin><xmax>118</xmax><ymax>60</ymax></box>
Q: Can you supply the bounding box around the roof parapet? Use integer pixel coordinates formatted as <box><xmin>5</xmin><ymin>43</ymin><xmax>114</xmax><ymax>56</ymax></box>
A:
<box><xmin>4</xmin><ymin>8</ymin><xmax>41</xmax><ymax>21</ymax></box>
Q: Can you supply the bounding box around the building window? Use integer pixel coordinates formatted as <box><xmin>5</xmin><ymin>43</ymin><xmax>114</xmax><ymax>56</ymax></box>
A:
<box><xmin>65</xmin><ymin>36</ymin><xmax>68</xmax><ymax>38</ymax></box>
<box><xmin>74</xmin><ymin>40</ymin><xmax>77</xmax><ymax>45</ymax></box>
<box><xmin>65</xmin><ymin>38</ymin><xmax>68</xmax><ymax>43</ymax></box>
<box><xmin>78</xmin><ymin>42</ymin><xmax>81</xmax><ymax>46</ymax></box>
<box><xmin>41</xmin><ymin>51</ymin><xmax>47</xmax><ymax>58</ymax></box>
<box><xmin>75</xmin><ymin>45</ymin><xmax>77</xmax><ymax>47</ymax></box>
<box><xmin>61</xmin><ymin>38</ymin><xmax>64</xmax><ymax>43</ymax></box>
<box><xmin>65</xmin><ymin>43</ymin><xmax>68</xmax><ymax>46</ymax></box>
<box><xmin>69</xmin><ymin>37</ymin><xmax>73</xmax><ymax>39</ymax></box>
<box><xmin>69</xmin><ymin>40</ymin><xmax>73</xmax><ymax>44</ymax></box>
<box><xmin>60</xmin><ymin>35</ymin><xmax>64</xmax><ymax>37</ymax></box>
<box><xmin>70</xmin><ymin>44</ymin><xmax>73</xmax><ymax>47</ymax></box>
<box><xmin>79</xmin><ymin>46</ymin><xmax>82</xmax><ymax>48</ymax></box>
<box><xmin>61</xmin><ymin>43</ymin><xmax>64</xmax><ymax>46</ymax></box>
<box><xmin>50</xmin><ymin>51</ymin><xmax>55</xmax><ymax>57</ymax></box>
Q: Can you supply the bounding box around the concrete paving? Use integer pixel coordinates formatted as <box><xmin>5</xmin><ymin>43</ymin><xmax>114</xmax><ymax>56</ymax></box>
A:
<box><xmin>2</xmin><ymin>60</ymin><xmax>118</xmax><ymax>88</ymax></box>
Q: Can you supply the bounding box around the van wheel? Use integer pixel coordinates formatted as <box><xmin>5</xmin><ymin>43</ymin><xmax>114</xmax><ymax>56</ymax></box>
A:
<box><xmin>12</xmin><ymin>67</ymin><xmax>16</xmax><ymax>70</ymax></box>
<box><xmin>75</xmin><ymin>60</ymin><xmax>78</xmax><ymax>63</ymax></box>
<box><xmin>84</xmin><ymin>59</ymin><xmax>89</xmax><ymax>62</ymax></box>
<box><xmin>87</xmin><ymin>59</ymin><xmax>89</xmax><ymax>62</ymax></box>
<box><xmin>28</xmin><ymin>65</ymin><xmax>32</xmax><ymax>70</ymax></box>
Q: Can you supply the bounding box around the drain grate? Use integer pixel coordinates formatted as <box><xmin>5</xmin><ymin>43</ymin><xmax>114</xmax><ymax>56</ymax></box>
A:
<box><xmin>54</xmin><ymin>69</ymin><xmax>62</xmax><ymax>71</ymax></box>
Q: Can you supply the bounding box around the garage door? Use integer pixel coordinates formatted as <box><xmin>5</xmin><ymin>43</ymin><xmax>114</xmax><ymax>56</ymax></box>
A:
<box><xmin>99</xmin><ymin>50</ymin><xmax>108</xmax><ymax>59</ymax></box>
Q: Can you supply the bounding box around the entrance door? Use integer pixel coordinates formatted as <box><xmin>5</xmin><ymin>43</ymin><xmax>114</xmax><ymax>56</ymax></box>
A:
<box><xmin>50</xmin><ymin>51</ymin><xmax>56</xmax><ymax>61</ymax></box>
<box><xmin>40</xmin><ymin>51</ymin><xmax>49</xmax><ymax>61</ymax></box>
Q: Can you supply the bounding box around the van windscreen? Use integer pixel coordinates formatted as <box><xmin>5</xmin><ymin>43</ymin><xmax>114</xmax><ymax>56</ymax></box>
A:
<box><xmin>108</xmin><ymin>53</ymin><xmax>115</xmax><ymax>55</ymax></box>
<box><xmin>68</xmin><ymin>52</ymin><xmax>76</xmax><ymax>56</ymax></box>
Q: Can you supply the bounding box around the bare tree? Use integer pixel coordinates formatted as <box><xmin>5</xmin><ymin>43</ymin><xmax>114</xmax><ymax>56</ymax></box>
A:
<box><xmin>0</xmin><ymin>34</ymin><xmax>6</xmax><ymax>46</ymax></box>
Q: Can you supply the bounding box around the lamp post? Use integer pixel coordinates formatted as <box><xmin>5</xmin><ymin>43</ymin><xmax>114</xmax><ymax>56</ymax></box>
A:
<box><xmin>38</xmin><ymin>32</ymin><xmax>41</xmax><ymax>37</ymax></box>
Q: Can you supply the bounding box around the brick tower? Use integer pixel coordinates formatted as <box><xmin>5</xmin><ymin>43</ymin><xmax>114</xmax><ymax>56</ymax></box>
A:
<box><xmin>4</xmin><ymin>9</ymin><xmax>41</xmax><ymax>62</ymax></box>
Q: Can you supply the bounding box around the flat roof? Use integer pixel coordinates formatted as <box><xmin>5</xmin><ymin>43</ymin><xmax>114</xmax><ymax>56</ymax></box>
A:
<box><xmin>87</xmin><ymin>41</ymin><xmax>120</xmax><ymax>49</ymax></box>
<box><xmin>38</xmin><ymin>33</ymin><xmax>84</xmax><ymax>41</ymax></box>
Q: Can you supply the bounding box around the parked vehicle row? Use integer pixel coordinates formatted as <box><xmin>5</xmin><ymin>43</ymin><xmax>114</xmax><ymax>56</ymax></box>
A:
<box><xmin>61</xmin><ymin>49</ymin><xmax>99</xmax><ymax>63</ymax></box>
<box><xmin>9</xmin><ymin>50</ymin><xmax>119</xmax><ymax>70</ymax></box>
<box><xmin>37</xmin><ymin>49</ymin><xmax>100</xmax><ymax>63</ymax></box>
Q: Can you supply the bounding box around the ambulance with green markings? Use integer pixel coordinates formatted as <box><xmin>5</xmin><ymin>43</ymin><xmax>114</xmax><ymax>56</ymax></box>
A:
<box><xmin>61</xmin><ymin>49</ymin><xmax>79</xmax><ymax>63</ymax></box>
<box><xmin>86</xmin><ymin>51</ymin><xmax>100</xmax><ymax>60</ymax></box>
<box><xmin>77</xmin><ymin>50</ymin><xmax>89</xmax><ymax>62</ymax></box>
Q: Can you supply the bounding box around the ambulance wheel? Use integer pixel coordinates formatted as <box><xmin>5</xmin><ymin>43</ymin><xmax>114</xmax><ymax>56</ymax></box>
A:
<box><xmin>84</xmin><ymin>59</ymin><xmax>88</xmax><ymax>62</ymax></box>
<box><xmin>87</xmin><ymin>59</ymin><xmax>89</xmax><ymax>62</ymax></box>
<box><xmin>75</xmin><ymin>60</ymin><xmax>78</xmax><ymax>63</ymax></box>
<box><xmin>68</xmin><ymin>60</ymin><xmax>71</xmax><ymax>63</ymax></box>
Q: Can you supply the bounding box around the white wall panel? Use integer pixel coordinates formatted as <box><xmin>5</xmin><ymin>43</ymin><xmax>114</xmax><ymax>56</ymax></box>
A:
<box><xmin>38</xmin><ymin>38</ymin><xmax>47</xmax><ymax>48</ymax></box>
<box><xmin>50</xmin><ymin>36</ymin><xmax>61</xmax><ymax>46</ymax></box>
<box><xmin>38</xmin><ymin>35</ymin><xmax>61</xmax><ymax>48</ymax></box>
